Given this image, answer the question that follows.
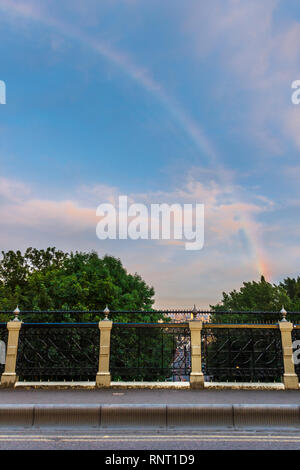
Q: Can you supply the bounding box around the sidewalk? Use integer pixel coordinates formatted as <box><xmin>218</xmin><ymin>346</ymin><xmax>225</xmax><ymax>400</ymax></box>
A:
<box><xmin>0</xmin><ymin>388</ymin><xmax>299</xmax><ymax>404</ymax></box>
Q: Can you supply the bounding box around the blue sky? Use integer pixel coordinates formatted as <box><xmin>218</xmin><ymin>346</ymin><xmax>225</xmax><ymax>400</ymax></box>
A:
<box><xmin>1</xmin><ymin>0</ymin><xmax>300</xmax><ymax>308</ymax></box>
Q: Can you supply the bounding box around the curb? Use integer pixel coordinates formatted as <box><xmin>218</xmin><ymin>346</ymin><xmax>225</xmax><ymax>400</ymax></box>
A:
<box><xmin>0</xmin><ymin>404</ymin><xmax>299</xmax><ymax>429</ymax></box>
<box><xmin>13</xmin><ymin>381</ymin><xmax>287</xmax><ymax>390</ymax></box>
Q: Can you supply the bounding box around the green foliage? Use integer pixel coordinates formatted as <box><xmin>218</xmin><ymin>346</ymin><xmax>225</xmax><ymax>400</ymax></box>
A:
<box><xmin>0</xmin><ymin>248</ymin><xmax>175</xmax><ymax>381</ymax></box>
<box><xmin>279</xmin><ymin>277</ymin><xmax>300</xmax><ymax>311</ymax></box>
<box><xmin>0</xmin><ymin>247</ymin><xmax>157</xmax><ymax>323</ymax></box>
<box><xmin>210</xmin><ymin>276</ymin><xmax>293</xmax><ymax>323</ymax></box>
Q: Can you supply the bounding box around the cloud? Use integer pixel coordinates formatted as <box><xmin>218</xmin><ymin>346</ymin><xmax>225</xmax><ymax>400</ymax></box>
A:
<box><xmin>184</xmin><ymin>0</ymin><xmax>300</xmax><ymax>152</ymax></box>
<box><xmin>0</xmin><ymin>175</ymin><xmax>264</xmax><ymax>240</ymax></box>
<box><xmin>0</xmin><ymin>175</ymin><xmax>276</xmax><ymax>307</ymax></box>
<box><xmin>283</xmin><ymin>107</ymin><xmax>300</xmax><ymax>150</ymax></box>
<box><xmin>0</xmin><ymin>177</ymin><xmax>30</xmax><ymax>203</ymax></box>
<box><xmin>0</xmin><ymin>174</ymin><xmax>299</xmax><ymax>307</ymax></box>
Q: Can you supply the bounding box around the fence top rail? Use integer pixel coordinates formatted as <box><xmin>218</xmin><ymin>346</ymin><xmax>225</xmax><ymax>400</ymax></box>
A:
<box><xmin>0</xmin><ymin>321</ymin><xmax>282</xmax><ymax>328</ymax></box>
<box><xmin>19</xmin><ymin>322</ymin><xmax>190</xmax><ymax>328</ymax></box>
<box><xmin>203</xmin><ymin>323</ymin><xmax>279</xmax><ymax>329</ymax></box>
<box><xmin>1</xmin><ymin>310</ymin><xmax>300</xmax><ymax>315</ymax></box>
<box><xmin>113</xmin><ymin>322</ymin><xmax>189</xmax><ymax>327</ymax></box>
<box><xmin>0</xmin><ymin>309</ymin><xmax>200</xmax><ymax>314</ymax></box>
<box><xmin>20</xmin><ymin>322</ymin><xmax>99</xmax><ymax>328</ymax></box>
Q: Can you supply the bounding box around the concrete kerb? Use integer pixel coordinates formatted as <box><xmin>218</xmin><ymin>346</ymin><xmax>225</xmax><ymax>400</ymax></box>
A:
<box><xmin>0</xmin><ymin>404</ymin><xmax>34</xmax><ymax>427</ymax></box>
<box><xmin>34</xmin><ymin>404</ymin><xmax>101</xmax><ymax>427</ymax></box>
<box><xmin>233</xmin><ymin>404</ymin><xmax>300</xmax><ymax>429</ymax></box>
<box><xmin>0</xmin><ymin>404</ymin><xmax>300</xmax><ymax>429</ymax></box>
<box><xmin>101</xmin><ymin>404</ymin><xmax>166</xmax><ymax>428</ymax></box>
<box><xmin>13</xmin><ymin>381</ymin><xmax>288</xmax><ymax>390</ymax></box>
<box><xmin>167</xmin><ymin>404</ymin><xmax>233</xmax><ymax>429</ymax></box>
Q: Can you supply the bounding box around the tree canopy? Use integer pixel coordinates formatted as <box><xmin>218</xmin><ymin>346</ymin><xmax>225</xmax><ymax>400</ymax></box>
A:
<box><xmin>210</xmin><ymin>276</ymin><xmax>291</xmax><ymax>312</ymax></box>
<box><xmin>210</xmin><ymin>275</ymin><xmax>300</xmax><ymax>322</ymax></box>
<box><xmin>0</xmin><ymin>248</ymin><xmax>155</xmax><ymax>317</ymax></box>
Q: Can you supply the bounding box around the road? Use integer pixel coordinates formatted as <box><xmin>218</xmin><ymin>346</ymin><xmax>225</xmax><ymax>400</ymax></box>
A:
<box><xmin>0</xmin><ymin>429</ymin><xmax>299</xmax><ymax>450</ymax></box>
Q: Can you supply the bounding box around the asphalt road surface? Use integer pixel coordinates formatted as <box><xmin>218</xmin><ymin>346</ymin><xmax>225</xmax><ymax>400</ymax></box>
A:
<box><xmin>0</xmin><ymin>429</ymin><xmax>300</xmax><ymax>450</ymax></box>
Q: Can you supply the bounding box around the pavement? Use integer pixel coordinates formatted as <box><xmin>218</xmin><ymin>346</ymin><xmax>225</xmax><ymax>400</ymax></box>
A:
<box><xmin>0</xmin><ymin>388</ymin><xmax>299</xmax><ymax>404</ymax></box>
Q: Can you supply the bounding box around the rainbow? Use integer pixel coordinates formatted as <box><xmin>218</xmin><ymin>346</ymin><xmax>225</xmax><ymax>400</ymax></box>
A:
<box><xmin>0</xmin><ymin>0</ymin><xmax>270</xmax><ymax>280</ymax></box>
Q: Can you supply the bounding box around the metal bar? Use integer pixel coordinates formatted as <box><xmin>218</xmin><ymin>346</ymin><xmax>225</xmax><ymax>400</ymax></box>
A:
<box><xmin>203</xmin><ymin>323</ymin><xmax>279</xmax><ymax>329</ymax></box>
<box><xmin>21</xmin><ymin>323</ymin><xmax>99</xmax><ymax>328</ymax></box>
<box><xmin>113</xmin><ymin>323</ymin><xmax>190</xmax><ymax>328</ymax></box>
<box><xmin>1</xmin><ymin>310</ymin><xmax>300</xmax><ymax>315</ymax></box>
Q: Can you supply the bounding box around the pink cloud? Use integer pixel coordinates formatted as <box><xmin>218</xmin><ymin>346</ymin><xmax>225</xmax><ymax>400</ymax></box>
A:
<box><xmin>0</xmin><ymin>175</ymin><xmax>297</xmax><ymax>307</ymax></box>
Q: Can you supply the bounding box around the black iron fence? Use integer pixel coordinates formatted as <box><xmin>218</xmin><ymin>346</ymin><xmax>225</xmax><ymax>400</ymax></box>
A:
<box><xmin>0</xmin><ymin>309</ymin><xmax>300</xmax><ymax>386</ymax></box>
<box><xmin>11</xmin><ymin>322</ymin><xmax>287</xmax><ymax>383</ymax></box>
<box><xmin>16</xmin><ymin>323</ymin><xmax>99</xmax><ymax>382</ymax></box>
<box><xmin>110</xmin><ymin>323</ymin><xmax>190</xmax><ymax>382</ymax></box>
<box><xmin>202</xmin><ymin>325</ymin><xmax>283</xmax><ymax>382</ymax></box>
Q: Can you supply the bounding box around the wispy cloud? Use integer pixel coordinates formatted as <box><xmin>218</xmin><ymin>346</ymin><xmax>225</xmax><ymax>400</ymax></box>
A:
<box><xmin>184</xmin><ymin>0</ymin><xmax>300</xmax><ymax>153</ymax></box>
<box><xmin>0</xmin><ymin>175</ymin><xmax>277</xmax><ymax>307</ymax></box>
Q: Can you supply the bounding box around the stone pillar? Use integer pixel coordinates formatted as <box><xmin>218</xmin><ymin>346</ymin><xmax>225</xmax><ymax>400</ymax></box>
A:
<box><xmin>96</xmin><ymin>320</ymin><xmax>113</xmax><ymax>388</ymax></box>
<box><xmin>279</xmin><ymin>321</ymin><xmax>299</xmax><ymax>390</ymax></box>
<box><xmin>1</xmin><ymin>321</ymin><xmax>22</xmax><ymax>387</ymax></box>
<box><xmin>189</xmin><ymin>320</ymin><xmax>204</xmax><ymax>389</ymax></box>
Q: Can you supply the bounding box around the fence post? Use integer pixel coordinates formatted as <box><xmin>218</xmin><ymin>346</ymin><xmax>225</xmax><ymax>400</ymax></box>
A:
<box><xmin>279</xmin><ymin>320</ymin><xmax>299</xmax><ymax>390</ymax></box>
<box><xmin>1</xmin><ymin>317</ymin><xmax>22</xmax><ymax>388</ymax></box>
<box><xmin>189</xmin><ymin>320</ymin><xmax>204</xmax><ymax>389</ymax></box>
<box><xmin>96</xmin><ymin>318</ymin><xmax>113</xmax><ymax>388</ymax></box>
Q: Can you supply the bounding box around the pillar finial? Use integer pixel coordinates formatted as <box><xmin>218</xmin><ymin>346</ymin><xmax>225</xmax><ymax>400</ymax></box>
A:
<box><xmin>191</xmin><ymin>304</ymin><xmax>197</xmax><ymax>320</ymax></box>
<box><xmin>13</xmin><ymin>306</ymin><xmax>20</xmax><ymax>322</ymax></box>
<box><xmin>280</xmin><ymin>305</ymin><xmax>287</xmax><ymax>322</ymax></box>
<box><xmin>103</xmin><ymin>305</ymin><xmax>110</xmax><ymax>320</ymax></box>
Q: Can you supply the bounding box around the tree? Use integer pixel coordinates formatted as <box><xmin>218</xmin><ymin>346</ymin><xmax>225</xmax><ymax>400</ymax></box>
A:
<box><xmin>210</xmin><ymin>276</ymin><xmax>290</xmax><ymax>323</ymax></box>
<box><xmin>279</xmin><ymin>277</ymin><xmax>300</xmax><ymax>311</ymax></box>
<box><xmin>0</xmin><ymin>248</ymin><xmax>174</xmax><ymax>381</ymax></box>
<box><xmin>0</xmin><ymin>248</ymin><xmax>155</xmax><ymax>319</ymax></box>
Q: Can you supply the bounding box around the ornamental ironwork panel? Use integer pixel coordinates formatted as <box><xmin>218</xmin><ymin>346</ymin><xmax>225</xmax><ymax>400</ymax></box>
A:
<box><xmin>292</xmin><ymin>328</ymin><xmax>300</xmax><ymax>379</ymax></box>
<box><xmin>110</xmin><ymin>325</ymin><xmax>191</xmax><ymax>382</ymax></box>
<box><xmin>202</xmin><ymin>327</ymin><xmax>283</xmax><ymax>382</ymax></box>
<box><xmin>0</xmin><ymin>324</ymin><xmax>7</xmax><ymax>376</ymax></box>
<box><xmin>16</xmin><ymin>324</ymin><xmax>99</xmax><ymax>381</ymax></box>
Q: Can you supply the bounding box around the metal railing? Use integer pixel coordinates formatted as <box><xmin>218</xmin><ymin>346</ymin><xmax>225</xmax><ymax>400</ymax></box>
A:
<box><xmin>2</xmin><ymin>308</ymin><xmax>300</xmax><ymax>320</ymax></box>
<box><xmin>110</xmin><ymin>323</ymin><xmax>190</xmax><ymax>382</ymax></box>
<box><xmin>202</xmin><ymin>324</ymin><xmax>283</xmax><ymax>382</ymax></box>
<box><xmin>0</xmin><ymin>308</ymin><xmax>299</xmax><ymax>389</ymax></box>
<box><xmin>16</xmin><ymin>323</ymin><xmax>99</xmax><ymax>382</ymax></box>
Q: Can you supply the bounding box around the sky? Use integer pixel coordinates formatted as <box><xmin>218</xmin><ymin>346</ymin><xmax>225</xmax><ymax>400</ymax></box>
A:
<box><xmin>0</xmin><ymin>0</ymin><xmax>300</xmax><ymax>308</ymax></box>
